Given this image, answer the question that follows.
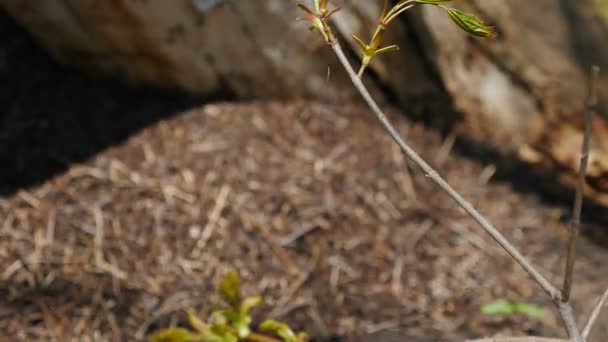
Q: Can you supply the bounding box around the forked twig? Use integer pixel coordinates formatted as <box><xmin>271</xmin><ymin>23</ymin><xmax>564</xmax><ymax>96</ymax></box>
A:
<box><xmin>562</xmin><ymin>66</ymin><xmax>600</xmax><ymax>302</ymax></box>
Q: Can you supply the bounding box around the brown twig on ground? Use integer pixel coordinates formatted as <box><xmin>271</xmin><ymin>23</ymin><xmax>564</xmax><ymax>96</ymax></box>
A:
<box><xmin>192</xmin><ymin>185</ymin><xmax>231</xmax><ymax>257</ymax></box>
<box><xmin>562</xmin><ymin>66</ymin><xmax>600</xmax><ymax>302</ymax></box>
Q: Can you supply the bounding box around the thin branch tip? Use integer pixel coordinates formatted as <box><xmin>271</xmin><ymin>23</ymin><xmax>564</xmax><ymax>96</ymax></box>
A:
<box><xmin>582</xmin><ymin>287</ymin><xmax>608</xmax><ymax>339</ymax></box>
<box><xmin>562</xmin><ymin>65</ymin><xmax>600</xmax><ymax>303</ymax></box>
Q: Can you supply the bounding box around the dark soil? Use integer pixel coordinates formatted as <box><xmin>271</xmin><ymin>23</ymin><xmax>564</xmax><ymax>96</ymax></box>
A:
<box><xmin>0</xmin><ymin>8</ymin><xmax>607</xmax><ymax>342</ymax></box>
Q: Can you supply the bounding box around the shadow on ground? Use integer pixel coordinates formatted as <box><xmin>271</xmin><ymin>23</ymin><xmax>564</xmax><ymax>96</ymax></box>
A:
<box><xmin>0</xmin><ymin>9</ymin><xmax>228</xmax><ymax>196</ymax></box>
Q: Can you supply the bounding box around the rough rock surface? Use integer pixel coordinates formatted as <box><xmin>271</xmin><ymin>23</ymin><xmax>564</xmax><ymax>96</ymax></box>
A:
<box><xmin>1</xmin><ymin>0</ymin><xmax>607</xmax><ymax>204</ymax></box>
<box><xmin>0</xmin><ymin>0</ymin><xmax>386</xmax><ymax>102</ymax></box>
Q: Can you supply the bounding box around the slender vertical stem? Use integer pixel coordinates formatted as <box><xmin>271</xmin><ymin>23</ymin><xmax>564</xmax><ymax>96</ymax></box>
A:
<box><xmin>562</xmin><ymin>66</ymin><xmax>600</xmax><ymax>302</ymax></box>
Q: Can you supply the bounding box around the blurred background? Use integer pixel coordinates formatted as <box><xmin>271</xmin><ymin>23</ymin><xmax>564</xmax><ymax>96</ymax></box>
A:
<box><xmin>0</xmin><ymin>0</ymin><xmax>607</xmax><ymax>341</ymax></box>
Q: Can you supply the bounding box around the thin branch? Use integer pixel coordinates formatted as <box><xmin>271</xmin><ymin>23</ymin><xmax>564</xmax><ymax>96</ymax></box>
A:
<box><xmin>562</xmin><ymin>66</ymin><xmax>600</xmax><ymax>302</ymax></box>
<box><xmin>329</xmin><ymin>40</ymin><xmax>560</xmax><ymax>301</ymax></box>
<box><xmin>582</xmin><ymin>287</ymin><xmax>608</xmax><ymax>339</ymax></box>
<box><xmin>328</xmin><ymin>40</ymin><xmax>585</xmax><ymax>341</ymax></box>
<box><xmin>558</xmin><ymin>301</ymin><xmax>584</xmax><ymax>342</ymax></box>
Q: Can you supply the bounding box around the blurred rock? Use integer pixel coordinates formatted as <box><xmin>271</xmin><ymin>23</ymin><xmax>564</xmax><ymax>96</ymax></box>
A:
<box><xmin>0</xmin><ymin>0</ymin><xmax>387</xmax><ymax>102</ymax></box>
<box><xmin>1</xmin><ymin>0</ymin><xmax>608</xmax><ymax>204</ymax></box>
<box><xmin>411</xmin><ymin>0</ymin><xmax>608</xmax><ymax>204</ymax></box>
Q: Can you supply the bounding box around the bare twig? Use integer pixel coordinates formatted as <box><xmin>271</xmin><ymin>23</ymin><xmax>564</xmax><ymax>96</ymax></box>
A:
<box><xmin>192</xmin><ymin>185</ymin><xmax>231</xmax><ymax>256</ymax></box>
<box><xmin>562</xmin><ymin>66</ymin><xmax>600</xmax><ymax>302</ymax></box>
<box><xmin>582</xmin><ymin>287</ymin><xmax>608</xmax><ymax>339</ymax></box>
<box><xmin>278</xmin><ymin>224</ymin><xmax>321</xmax><ymax>247</ymax></box>
<box><xmin>330</xmin><ymin>41</ymin><xmax>559</xmax><ymax>298</ymax></box>
<box><xmin>93</xmin><ymin>206</ymin><xmax>127</xmax><ymax>280</ymax></box>
<box><xmin>328</xmin><ymin>40</ymin><xmax>584</xmax><ymax>341</ymax></box>
<box><xmin>268</xmin><ymin>263</ymin><xmax>314</xmax><ymax>317</ymax></box>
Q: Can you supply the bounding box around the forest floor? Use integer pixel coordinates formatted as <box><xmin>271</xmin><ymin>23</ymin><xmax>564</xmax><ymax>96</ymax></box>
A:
<box><xmin>1</xmin><ymin>7</ymin><xmax>608</xmax><ymax>342</ymax></box>
<box><xmin>1</xmin><ymin>101</ymin><xmax>608</xmax><ymax>341</ymax></box>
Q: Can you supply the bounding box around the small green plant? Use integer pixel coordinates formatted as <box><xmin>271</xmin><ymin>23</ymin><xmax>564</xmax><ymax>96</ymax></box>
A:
<box><xmin>151</xmin><ymin>272</ymin><xmax>308</xmax><ymax>342</ymax></box>
<box><xmin>481</xmin><ymin>300</ymin><xmax>546</xmax><ymax>319</ymax></box>
<box><xmin>299</xmin><ymin>0</ymin><xmax>495</xmax><ymax>77</ymax></box>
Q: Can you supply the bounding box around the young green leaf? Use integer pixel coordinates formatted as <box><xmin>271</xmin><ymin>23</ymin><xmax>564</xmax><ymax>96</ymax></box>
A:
<box><xmin>512</xmin><ymin>302</ymin><xmax>546</xmax><ymax>318</ymax></box>
<box><xmin>224</xmin><ymin>308</ymin><xmax>252</xmax><ymax>339</ymax></box>
<box><xmin>151</xmin><ymin>272</ymin><xmax>308</xmax><ymax>342</ymax></box>
<box><xmin>151</xmin><ymin>328</ymin><xmax>203</xmax><ymax>342</ymax></box>
<box><xmin>240</xmin><ymin>295</ymin><xmax>263</xmax><ymax>314</ymax></box>
<box><xmin>187</xmin><ymin>309</ymin><xmax>209</xmax><ymax>334</ymax></box>
<box><xmin>482</xmin><ymin>300</ymin><xmax>515</xmax><ymax>315</ymax></box>
<box><xmin>219</xmin><ymin>272</ymin><xmax>241</xmax><ymax>308</ymax></box>
<box><xmin>443</xmin><ymin>7</ymin><xmax>496</xmax><ymax>38</ymax></box>
<box><xmin>351</xmin><ymin>35</ymin><xmax>367</xmax><ymax>52</ymax></box>
<box><xmin>374</xmin><ymin>45</ymin><xmax>400</xmax><ymax>55</ymax></box>
<box><xmin>259</xmin><ymin>320</ymin><xmax>300</xmax><ymax>342</ymax></box>
<box><xmin>210</xmin><ymin>310</ymin><xmax>228</xmax><ymax>326</ymax></box>
<box><xmin>208</xmin><ymin>325</ymin><xmax>239</xmax><ymax>342</ymax></box>
<box><xmin>481</xmin><ymin>300</ymin><xmax>546</xmax><ymax>319</ymax></box>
